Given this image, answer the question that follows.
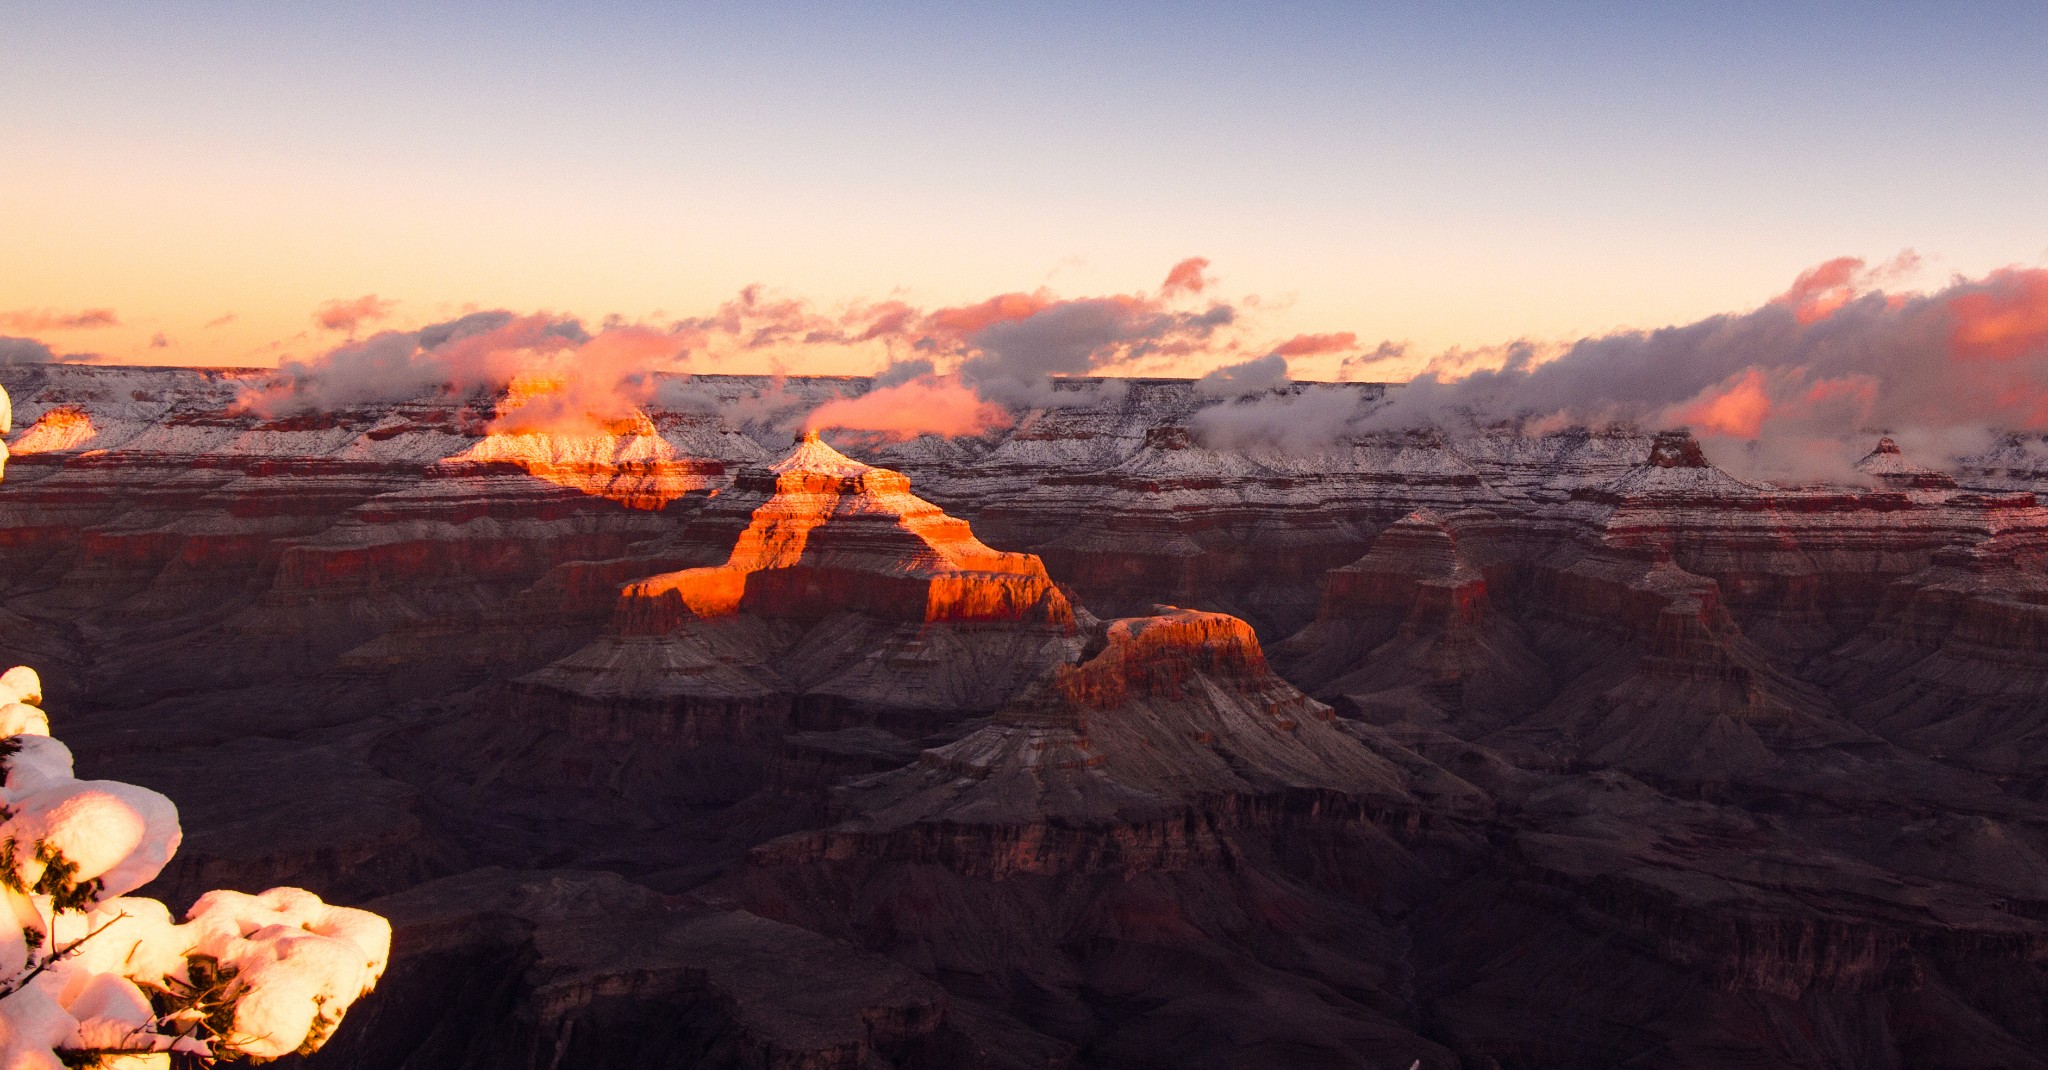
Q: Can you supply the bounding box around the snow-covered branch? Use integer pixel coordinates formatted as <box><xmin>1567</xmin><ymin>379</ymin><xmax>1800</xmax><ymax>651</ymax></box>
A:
<box><xmin>0</xmin><ymin>664</ymin><xmax>391</xmax><ymax>1067</ymax></box>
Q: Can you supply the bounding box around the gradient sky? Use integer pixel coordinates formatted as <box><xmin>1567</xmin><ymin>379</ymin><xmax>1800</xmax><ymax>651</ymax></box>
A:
<box><xmin>5</xmin><ymin>1</ymin><xmax>2047</xmax><ymax>376</ymax></box>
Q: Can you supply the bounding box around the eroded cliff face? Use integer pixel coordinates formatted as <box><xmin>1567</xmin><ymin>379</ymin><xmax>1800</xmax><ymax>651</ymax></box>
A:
<box><xmin>11</xmin><ymin>366</ymin><xmax>2048</xmax><ymax>1068</ymax></box>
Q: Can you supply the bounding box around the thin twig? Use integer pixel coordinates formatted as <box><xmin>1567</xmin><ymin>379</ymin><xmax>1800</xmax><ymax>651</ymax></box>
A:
<box><xmin>0</xmin><ymin>910</ymin><xmax>129</xmax><ymax>999</ymax></box>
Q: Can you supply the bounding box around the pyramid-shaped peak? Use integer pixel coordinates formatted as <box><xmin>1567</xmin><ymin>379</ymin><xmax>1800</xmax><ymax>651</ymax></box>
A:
<box><xmin>1328</xmin><ymin>506</ymin><xmax>1476</xmax><ymax>590</ymax></box>
<box><xmin>1583</xmin><ymin>429</ymin><xmax>1759</xmax><ymax>502</ymax></box>
<box><xmin>1856</xmin><ymin>435</ymin><xmax>1915</xmax><ymax>474</ymax></box>
<box><xmin>618</xmin><ymin>428</ymin><xmax>1072</xmax><ymax>631</ymax></box>
<box><xmin>772</xmin><ymin>429</ymin><xmax>875</xmax><ymax>477</ymax></box>
<box><xmin>1648</xmin><ymin>430</ymin><xmax>1710</xmax><ymax>468</ymax></box>
<box><xmin>1856</xmin><ymin>434</ymin><xmax>1956</xmax><ymax>487</ymax></box>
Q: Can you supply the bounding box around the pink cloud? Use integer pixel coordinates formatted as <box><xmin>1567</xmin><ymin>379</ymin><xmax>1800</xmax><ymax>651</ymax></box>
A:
<box><xmin>1772</xmin><ymin>251</ymin><xmax>1926</xmax><ymax>326</ymax></box>
<box><xmin>920</xmin><ymin>292</ymin><xmax>1056</xmax><ymax>339</ymax></box>
<box><xmin>1947</xmin><ymin>267</ymin><xmax>2048</xmax><ymax>362</ymax></box>
<box><xmin>1271</xmin><ymin>331</ymin><xmax>1358</xmax><ymax>357</ymax></box>
<box><xmin>801</xmin><ymin>376</ymin><xmax>1013</xmax><ymax>440</ymax></box>
<box><xmin>1160</xmin><ymin>257</ymin><xmax>1212</xmax><ymax>297</ymax></box>
<box><xmin>1774</xmin><ymin>256</ymin><xmax>1863</xmax><ymax>324</ymax></box>
<box><xmin>312</xmin><ymin>295</ymin><xmax>399</xmax><ymax>333</ymax></box>
<box><xmin>1663</xmin><ymin>367</ymin><xmax>1773</xmax><ymax>438</ymax></box>
<box><xmin>489</xmin><ymin>325</ymin><xmax>687</xmax><ymax>433</ymax></box>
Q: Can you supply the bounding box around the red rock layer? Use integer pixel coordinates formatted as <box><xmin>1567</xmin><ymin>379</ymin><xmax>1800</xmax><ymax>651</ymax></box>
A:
<box><xmin>1312</xmin><ymin>508</ymin><xmax>1489</xmax><ymax>631</ymax></box>
<box><xmin>1274</xmin><ymin>509</ymin><xmax>1555</xmax><ymax>724</ymax></box>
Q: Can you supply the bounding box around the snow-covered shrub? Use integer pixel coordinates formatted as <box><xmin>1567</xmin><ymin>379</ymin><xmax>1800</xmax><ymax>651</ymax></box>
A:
<box><xmin>0</xmin><ymin>664</ymin><xmax>391</xmax><ymax>1067</ymax></box>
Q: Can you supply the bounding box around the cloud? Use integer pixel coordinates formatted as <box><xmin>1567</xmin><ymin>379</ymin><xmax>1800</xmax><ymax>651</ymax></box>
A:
<box><xmin>659</xmin><ymin>373</ymin><xmax>827</xmax><ymax>432</ymax></box>
<box><xmin>237</xmin><ymin>260</ymin><xmax>1294</xmax><ymax>440</ymax></box>
<box><xmin>871</xmin><ymin>358</ymin><xmax>934</xmax><ymax>388</ymax></box>
<box><xmin>149</xmin><ymin>333</ymin><xmax>171</xmax><ymax>349</ymax></box>
<box><xmin>1186</xmin><ymin>351</ymin><xmax>1393</xmax><ymax>452</ymax></box>
<box><xmin>956</xmin><ymin>294</ymin><xmax>1236</xmax><ymax>405</ymax></box>
<box><xmin>488</xmin><ymin>325</ymin><xmax>685</xmax><ymax>433</ymax></box>
<box><xmin>1339</xmin><ymin>341</ymin><xmax>1409</xmax><ymax>380</ymax></box>
<box><xmin>1189</xmin><ymin>385</ymin><xmax>1375</xmax><ymax>453</ymax></box>
<box><xmin>1948</xmin><ymin>266</ymin><xmax>2048</xmax><ymax>361</ymax></box>
<box><xmin>657</xmin><ymin>259</ymin><xmax>1253</xmax><ymax>414</ymax></box>
<box><xmin>312</xmin><ymin>295</ymin><xmax>399</xmax><ymax>333</ymax></box>
<box><xmin>1367</xmin><ymin>257</ymin><xmax>2048</xmax><ymax>474</ymax></box>
<box><xmin>1160</xmin><ymin>256</ymin><xmax>1212</xmax><ymax>297</ymax></box>
<box><xmin>240</xmin><ymin>311</ymin><xmax>599</xmax><ymax>416</ymax></box>
<box><xmin>1271</xmin><ymin>332</ymin><xmax>1357</xmax><ymax>358</ymax></box>
<box><xmin>801</xmin><ymin>375</ymin><xmax>1012</xmax><ymax>440</ymax></box>
<box><xmin>1195</xmin><ymin>353</ymin><xmax>1290</xmax><ymax>398</ymax></box>
<box><xmin>0</xmin><ymin>309</ymin><xmax>118</xmax><ymax>331</ymax></box>
<box><xmin>1774</xmin><ymin>256</ymin><xmax>1864</xmax><ymax>324</ymax></box>
<box><xmin>1662</xmin><ymin>367</ymin><xmax>1773</xmax><ymax>438</ymax></box>
<box><xmin>203</xmin><ymin>313</ymin><xmax>238</xmax><ymax>329</ymax></box>
<box><xmin>1772</xmin><ymin>250</ymin><xmax>1927</xmax><ymax>326</ymax></box>
<box><xmin>849</xmin><ymin>300</ymin><xmax>918</xmax><ymax>343</ymax></box>
<box><xmin>668</xmin><ymin>284</ymin><xmax>856</xmax><ymax>351</ymax></box>
<box><xmin>0</xmin><ymin>337</ymin><xmax>57</xmax><ymax>364</ymax></box>
<box><xmin>917</xmin><ymin>292</ymin><xmax>1055</xmax><ymax>339</ymax></box>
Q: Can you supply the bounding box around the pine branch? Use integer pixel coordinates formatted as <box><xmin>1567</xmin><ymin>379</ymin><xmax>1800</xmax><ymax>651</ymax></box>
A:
<box><xmin>0</xmin><ymin>911</ymin><xmax>129</xmax><ymax>1000</ymax></box>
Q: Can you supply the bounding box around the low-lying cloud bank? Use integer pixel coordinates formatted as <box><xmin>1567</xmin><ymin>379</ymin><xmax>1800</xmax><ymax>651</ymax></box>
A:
<box><xmin>0</xmin><ymin>338</ymin><xmax>58</xmax><ymax>365</ymax></box>
<box><xmin>226</xmin><ymin>255</ymin><xmax>2048</xmax><ymax>475</ymax></box>
<box><xmin>242</xmin><ymin>258</ymin><xmax>1347</xmax><ymax>436</ymax></box>
<box><xmin>1362</xmin><ymin>258</ymin><xmax>2048</xmax><ymax>479</ymax></box>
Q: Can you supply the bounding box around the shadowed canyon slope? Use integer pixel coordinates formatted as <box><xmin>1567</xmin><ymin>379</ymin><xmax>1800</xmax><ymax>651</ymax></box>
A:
<box><xmin>8</xmin><ymin>364</ymin><xmax>2048</xmax><ymax>1068</ymax></box>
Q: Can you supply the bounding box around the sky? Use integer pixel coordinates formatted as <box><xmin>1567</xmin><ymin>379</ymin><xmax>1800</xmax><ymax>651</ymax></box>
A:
<box><xmin>4</xmin><ymin>1</ymin><xmax>2047</xmax><ymax>379</ymax></box>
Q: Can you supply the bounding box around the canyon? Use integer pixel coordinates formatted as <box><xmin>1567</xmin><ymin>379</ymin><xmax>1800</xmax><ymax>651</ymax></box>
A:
<box><xmin>6</xmin><ymin>362</ymin><xmax>2048</xmax><ymax>1068</ymax></box>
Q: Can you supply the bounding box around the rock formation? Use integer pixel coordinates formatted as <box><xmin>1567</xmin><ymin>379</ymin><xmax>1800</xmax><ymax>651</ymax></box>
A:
<box><xmin>520</xmin><ymin>430</ymin><xmax>1077</xmax><ymax>735</ymax></box>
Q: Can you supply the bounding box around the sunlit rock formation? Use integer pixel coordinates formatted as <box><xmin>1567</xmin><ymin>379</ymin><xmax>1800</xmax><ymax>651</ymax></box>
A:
<box><xmin>618</xmin><ymin>431</ymin><xmax>1070</xmax><ymax>631</ymax></box>
<box><xmin>521</xmin><ymin>430</ymin><xmax>1078</xmax><ymax>736</ymax></box>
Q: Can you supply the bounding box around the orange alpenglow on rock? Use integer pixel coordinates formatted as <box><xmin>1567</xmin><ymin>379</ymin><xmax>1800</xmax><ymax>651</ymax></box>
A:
<box><xmin>1055</xmin><ymin>606</ymin><xmax>1279</xmax><ymax>710</ymax></box>
<box><xmin>621</xmin><ymin>431</ymin><xmax>1072</xmax><ymax>631</ymax></box>
<box><xmin>423</xmin><ymin>378</ymin><xmax>720</xmax><ymax>510</ymax></box>
<box><xmin>10</xmin><ymin>406</ymin><xmax>99</xmax><ymax>455</ymax></box>
<box><xmin>445</xmin><ymin>409</ymin><xmax>714</xmax><ymax>510</ymax></box>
